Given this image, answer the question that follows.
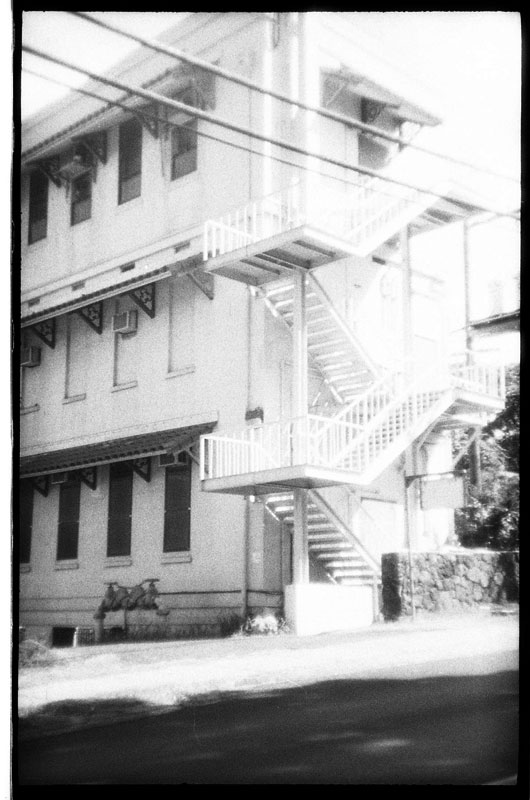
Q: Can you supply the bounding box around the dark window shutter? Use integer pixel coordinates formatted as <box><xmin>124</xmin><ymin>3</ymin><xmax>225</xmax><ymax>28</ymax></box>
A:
<box><xmin>118</xmin><ymin>119</ymin><xmax>142</xmax><ymax>204</ymax></box>
<box><xmin>163</xmin><ymin>460</ymin><xmax>191</xmax><ymax>552</ymax></box>
<box><xmin>170</xmin><ymin>119</ymin><xmax>197</xmax><ymax>180</ymax></box>
<box><xmin>71</xmin><ymin>172</ymin><xmax>92</xmax><ymax>225</ymax></box>
<box><xmin>19</xmin><ymin>480</ymin><xmax>34</xmax><ymax>564</ymax></box>
<box><xmin>28</xmin><ymin>170</ymin><xmax>48</xmax><ymax>244</ymax></box>
<box><xmin>107</xmin><ymin>462</ymin><xmax>133</xmax><ymax>556</ymax></box>
<box><xmin>57</xmin><ymin>481</ymin><xmax>81</xmax><ymax>561</ymax></box>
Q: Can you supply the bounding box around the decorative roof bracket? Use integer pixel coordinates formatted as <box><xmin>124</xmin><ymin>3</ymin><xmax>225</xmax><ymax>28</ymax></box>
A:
<box><xmin>34</xmin><ymin>157</ymin><xmax>63</xmax><ymax>188</ymax></box>
<box><xmin>31</xmin><ymin>318</ymin><xmax>56</xmax><ymax>349</ymax></box>
<box><xmin>188</xmin><ymin>269</ymin><xmax>215</xmax><ymax>300</ymax></box>
<box><xmin>80</xmin><ymin>466</ymin><xmax>98</xmax><ymax>491</ymax></box>
<box><xmin>72</xmin><ymin>131</ymin><xmax>108</xmax><ymax>166</ymax></box>
<box><xmin>32</xmin><ymin>475</ymin><xmax>50</xmax><ymax>497</ymax></box>
<box><xmin>133</xmin><ymin>457</ymin><xmax>151</xmax><ymax>482</ymax></box>
<box><xmin>76</xmin><ymin>302</ymin><xmax>103</xmax><ymax>334</ymax></box>
<box><xmin>129</xmin><ymin>283</ymin><xmax>156</xmax><ymax>319</ymax></box>
<box><xmin>132</xmin><ymin>105</ymin><xmax>159</xmax><ymax>139</ymax></box>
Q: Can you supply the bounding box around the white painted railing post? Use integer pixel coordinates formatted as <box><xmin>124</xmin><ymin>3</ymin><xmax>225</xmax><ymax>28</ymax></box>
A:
<box><xmin>200</xmin><ymin>436</ymin><xmax>205</xmax><ymax>480</ymax></box>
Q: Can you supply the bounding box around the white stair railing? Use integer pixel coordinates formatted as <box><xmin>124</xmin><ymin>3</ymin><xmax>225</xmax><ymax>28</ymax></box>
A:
<box><xmin>450</xmin><ymin>352</ymin><xmax>506</xmax><ymax>400</ymax></box>
<box><xmin>203</xmin><ymin>169</ymin><xmax>440</xmax><ymax>263</ymax></box>
<box><xmin>200</xmin><ymin>357</ymin><xmax>506</xmax><ymax>482</ymax></box>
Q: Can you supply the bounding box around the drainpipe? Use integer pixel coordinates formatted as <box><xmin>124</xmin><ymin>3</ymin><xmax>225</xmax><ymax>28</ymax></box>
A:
<box><xmin>400</xmin><ymin>224</ymin><xmax>413</xmax><ymax>378</ymax></box>
<box><xmin>404</xmin><ymin>469</ymin><xmax>417</xmax><ymax>622</ymax></box>
<box><xmin>242</xmin><ymin>286</ymin><xmax>253</xmax><ymax>620</ymax></box>
<box><xmin>242</xmin><ymin>497</ymin><xmax>250</xmax><ymax>619</ymax></box>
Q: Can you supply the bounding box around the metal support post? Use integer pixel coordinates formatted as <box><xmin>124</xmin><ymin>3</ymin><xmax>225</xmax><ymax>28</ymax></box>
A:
<box><xmin>292</xmin><ymin>267</ymin><xmax>309</xmax><ymax>585</ymax></box>
<box><xmin>292</xmin><ymin>487</ymin><xmax>309</xmax><ymax>584</ymax></box>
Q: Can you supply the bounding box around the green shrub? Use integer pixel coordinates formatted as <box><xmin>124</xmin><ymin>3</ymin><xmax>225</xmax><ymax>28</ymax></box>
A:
<box><xmin>218</xmin><ymin>613</ymin><xmax>245</xmax><ymax>637</ymax></box>
<box><xmin>242</xmin><ymin>613</ymin><xmax>290</xmax><ymax>636</ymax></box>
<box><xmin>19</xmin><ymin>639</ymin><xmax>56</xmax><ymax>668</ymax></box>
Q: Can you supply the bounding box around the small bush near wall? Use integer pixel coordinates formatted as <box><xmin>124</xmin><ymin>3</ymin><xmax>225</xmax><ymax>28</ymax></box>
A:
<box><xmin>382</xmin><ymin>550</ymin><xmax>519</xmax><ymax>621</ymax></box>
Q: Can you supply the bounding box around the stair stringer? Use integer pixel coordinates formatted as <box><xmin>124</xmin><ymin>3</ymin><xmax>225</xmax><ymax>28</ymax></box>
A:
<box><xmin>347</xmin><ymin>185</ymin><xmax>442</xmax><ymax>258</ymax></box>
<box><xmin>309</xmin><ymin>489</ymin><xmax>381</xmax><ymax>580</ymax></box>
<box><xmin>340</xmin><ymin>388</ymin><xmax>456</xmax><ymax>486</ymax></box>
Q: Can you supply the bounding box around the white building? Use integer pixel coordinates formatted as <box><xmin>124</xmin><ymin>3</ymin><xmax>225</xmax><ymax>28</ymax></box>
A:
<box><xmin>19</xmin><ymin>12</ymin><xmax>506</xmax><ymax>643</ymax></box>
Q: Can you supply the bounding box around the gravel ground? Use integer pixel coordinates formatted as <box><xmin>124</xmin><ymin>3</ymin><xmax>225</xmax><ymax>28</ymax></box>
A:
<box><xmin>17</xmin><ymin>611</ymin><xmax>519</xmax><ymax>740</ymax></box>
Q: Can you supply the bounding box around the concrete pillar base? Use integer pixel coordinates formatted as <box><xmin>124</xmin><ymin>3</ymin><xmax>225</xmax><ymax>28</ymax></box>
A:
<box><xmin>284</xmin><ymin>583</ymin><xmax>374</xmax><ymax>636</ymax></box>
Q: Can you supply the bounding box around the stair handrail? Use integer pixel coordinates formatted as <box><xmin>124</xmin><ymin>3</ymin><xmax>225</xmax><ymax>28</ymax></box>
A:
<box><xmin>309</xmin><ymin>489</ymin><xmax>381</xmax><ymax>577</ymax></box>
<box><xmin>449</xmin><ymin>351</ymin><xmax>506</xmax><ymax>400</ymax></box>
<box><xmin>329</xmin><ymin>360</ymin><xmax>452</xmax><ymax>469</ymax></box>
<box><xmin>313</xmin><ymin>366</ymin><xmax>404</xmax><ymax>445</ymax></box>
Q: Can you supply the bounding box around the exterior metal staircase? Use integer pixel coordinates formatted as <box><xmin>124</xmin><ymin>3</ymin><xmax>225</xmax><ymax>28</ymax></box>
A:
<box><xmin>266</xmin><ymin>489</ymin><xmax>380</xmax><ymax>588</ymax></box>
<box><xmin>261</xmin><ymin>272</ymin><xmax>379</xmax><ymax>404</ymax></box>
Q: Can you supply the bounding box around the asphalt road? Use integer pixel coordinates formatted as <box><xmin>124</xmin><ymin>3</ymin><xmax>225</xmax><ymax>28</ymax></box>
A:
<box><xmin>17</xmin><ymin>652</ymin><xmax>519</xmax><ymax>785</ymax></box>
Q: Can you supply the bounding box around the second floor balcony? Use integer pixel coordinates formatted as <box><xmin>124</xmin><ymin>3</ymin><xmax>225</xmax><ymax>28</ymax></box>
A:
<box><xmin>201</xmin><ymin>151</ymin><xmax>468</xmax><ymax>286</ymax></box>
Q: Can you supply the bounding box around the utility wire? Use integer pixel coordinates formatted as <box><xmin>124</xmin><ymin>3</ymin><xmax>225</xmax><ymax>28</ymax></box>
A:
<box><xmin>22</xmin><ymin>66</ymin><xmax>447</xmax><ymax>208</ymax></box>
<box><xmin>22</xmin><ymin>44</ymin><xmax>520</xmax><ymax>222</ymax></box>
<box><xmin>70</xmin><ymin>10</ymin><xmax>519</xmax><ymax>185</ymax></box>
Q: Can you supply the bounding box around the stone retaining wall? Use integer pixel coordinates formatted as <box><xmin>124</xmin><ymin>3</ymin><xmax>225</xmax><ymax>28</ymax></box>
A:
<box><xmin>382</xmin><ymin>550</ymin><xmax>519</xmax><ymax>620</ymax></box>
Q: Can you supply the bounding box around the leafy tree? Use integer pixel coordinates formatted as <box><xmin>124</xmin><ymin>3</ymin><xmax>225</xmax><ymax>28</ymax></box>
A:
<box><xmin>454</xmin><ymin>364</ymin><xmax>519</xmax><ymax>549</ymax></box>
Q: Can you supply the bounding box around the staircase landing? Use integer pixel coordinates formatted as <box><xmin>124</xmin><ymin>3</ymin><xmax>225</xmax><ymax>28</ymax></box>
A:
<box><xmin>200</xmin><ymin>463</ymin><xmax>366</xmax><ymax>496</ymax></box>
<box><xmin>202</xmin><ymin>224</ymin><xmax>358</xmax><ymax>286</ymax></box>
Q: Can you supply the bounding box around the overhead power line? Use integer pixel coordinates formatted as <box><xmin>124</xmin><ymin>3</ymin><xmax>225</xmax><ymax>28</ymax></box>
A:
<box><xmin>22</xmin><ymin>44</ymin><xmax>520</xmax><ymax>223</ymax></box>
<box><xmin>22</xmin><ymin>66</ymin><xmax>408</xmax><ymax>205</ymax></box>
<box><xmin>69</xmin><ymin>10</ymin><xmax>519</xmax><ymax>185</ymax></box>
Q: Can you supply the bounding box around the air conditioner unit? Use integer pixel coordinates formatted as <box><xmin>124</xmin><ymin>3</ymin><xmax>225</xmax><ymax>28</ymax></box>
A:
<box><xmin>51</xmin><ymin>472</ymin><xmax>68</xmax><ymax>485</ymax></box>
<box><xmin>112</xmin><ymin>309</ymin><xmax>138</xmax><ymax>335</ymax></box>
<box><xmin>159</xmin><ymin>453</ymin><xmax>176</xmax><ymax>467</ymax></box>
<box><xmin>21</xmin><ymin>346</ymin><xmax>41</xmax><ymax>368</ymax></box>
<box><xmin>159</xmin><ymin>451</ymin><xmax>188</xmax><ymax>468</ymax></box>
<box><xmin>58</xmin><ymin>145</ymin><xmax>91</xmax><ymax>181</ymax></box>
<box><xmin>358</xmin><ymin>133</ymin><xmax>393</xmax><ymax>170</ymax></box>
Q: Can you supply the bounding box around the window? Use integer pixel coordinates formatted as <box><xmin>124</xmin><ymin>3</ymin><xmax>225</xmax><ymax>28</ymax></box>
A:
<box><xmin>71</xmin><ymin>172</ymin><xmax>92</xmax><ymax>226</ymax></box>
<box><xmin>171</xmin><ymin>119</ymin><xmax>197</xmax><ymax>180</ymax></box>
<box><xmin>163</xmin><ymin>455</ymin><xmax>191</xmax><ymax>552</ymax></box>
<box><xmin>118</xmin><ymin>119</ymin><xmax>142</xmax><ymax>204</ymax></box>
<box><xmin>28</xmin><ymin>170</ymin><xmax>48</xmax><ymax>244</ymax></box>
<box><xmin>107</xmin><ymin>461</ymin><xmax>133</xmax><ymax>556</ymax></box>
<box><xmin>20</xmin><ymin>480</ymin><xmax>34</xmax><ymax>564</ymax></box>
<box><xmin>57</xmin><ymin>480</ymin><xmax>81</xmax><ymax>560</ymax></box>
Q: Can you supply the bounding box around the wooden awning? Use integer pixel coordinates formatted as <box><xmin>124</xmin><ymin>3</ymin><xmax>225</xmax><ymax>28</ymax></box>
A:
<box><xmin>20</xmin><ymin>416</ymin><xmax>217</xmax><ymax>477</ymax></box>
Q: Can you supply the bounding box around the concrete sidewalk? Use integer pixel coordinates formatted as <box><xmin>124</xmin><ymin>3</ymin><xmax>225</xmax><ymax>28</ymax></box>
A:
<box><xmin>18</xmin><ymin>612</ymin><xmax>519</xmax><ymax>740</ymax></box>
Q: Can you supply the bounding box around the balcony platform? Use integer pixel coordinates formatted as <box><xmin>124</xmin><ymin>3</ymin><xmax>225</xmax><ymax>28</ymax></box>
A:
<box><xmin>435</xmin><ymin>388</ymin><xmax>504</xmax><ymax>430</ymax></box>
<box><xmin>201</xmin><ymin>463</ymin><xmax>365</xmax><ymax>496</ymax></box>
<box><xmin>202</xmin><ymin>225</ymin><xmax>357</xmax><ymax>286</ymax></box>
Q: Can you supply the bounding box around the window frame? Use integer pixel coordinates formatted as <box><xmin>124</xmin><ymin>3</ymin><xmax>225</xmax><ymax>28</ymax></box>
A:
<box><xmin>57</xmin><ymin>479</ymin><xmax>81</xmax><ymax>561</ymax></box>
<box><xmin>70</xmin><ymin>171</ymin><xmax>92</xmax><ymax>226</ymax></box>
<box><xmin>163</xmin><ymin>455</ymin><xmax>192</xmax><ymax>553</ymax></box>
<box><xmin>107</xmin><ymin>461</ymin><xmax>134</xmax><ymax>557</ymax></box>
<box><xmin>118</xmin><ymin>118</ymin><xmax>142</xmax><ymax>205</ymax></box>
<box><xmin>28</xmin><ymin>170</ymin><xmax>49</xmax><ymax>245</ymax></box>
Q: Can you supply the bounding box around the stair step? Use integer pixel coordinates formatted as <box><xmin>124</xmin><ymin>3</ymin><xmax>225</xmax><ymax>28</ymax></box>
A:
<box><xmin>310</xmin><ymin>542</ymin><xmax>353</xmax><ymax>552</ymax></box>
<box><xmin>307</xmin><ymin>327</ymin><xmax>336</xmax><ymax>338</ymax></box>
<box><xmin>308</xmin><ymin>340</ymin><xmax>345</xmax><ymax>352</ymax></box>
<box><xmin>331</xmin><ymin>567</ymin><xmax>375</xmax><ymax>577</ymax></box>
